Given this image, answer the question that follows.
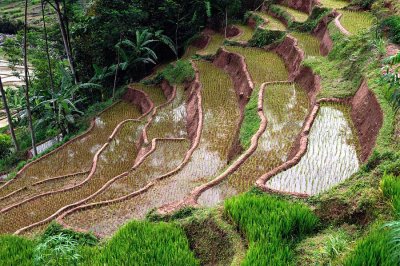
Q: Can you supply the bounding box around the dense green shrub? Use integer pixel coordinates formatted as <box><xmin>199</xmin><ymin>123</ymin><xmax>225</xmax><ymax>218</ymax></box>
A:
<box><xmin>225</xmin><ymin>192</ymin><xmax>319</xmax><ymax>265</ymax></box>
<box><xmin>0</xmin><ymin>235</ymin><xmax>35</xmax><ymax>266</ymax></box>
<box><xmin>351</xmin><ymin>0</ymin><xmax>378</xmax><ymax>10</ymax></box>
<box><xmin>248</xmin><ymin>28</ymin><xmax>286</xmax><ymax>47</ymax></box>
<box><xmin>160</xmin><ymin>60</ymin><xmax>195</xmax><ymax>85</ymax></box>
<box><xmin>0</xmin><ymin>15</ymin><xmax>23</xmax><ymax>34</ymax></box>
<box><xmin>0</xmin><ymin>134</ymin><xmax>12</xmax><ymax>158</ymax></box>
<box><xmin>380</xmin><ymin>16</ymin><xmax>400</xmax><ymax>45</ymax></box>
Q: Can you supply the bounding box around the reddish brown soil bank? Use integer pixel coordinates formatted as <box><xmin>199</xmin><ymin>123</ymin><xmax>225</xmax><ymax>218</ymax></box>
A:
<box><xmin>191</xmin><ymin>34</ymin><xmax>211</xmax><ymax>49</ymax></box>
<box><xmin>313</xmin><ymin>12</ymin><xmax>338</xmax><ymax>56</ymax></box>
<box><xmin>213</xmin><ymin>48</ymin><xmax>254</xmax><ymax>161</ymax></box>
<box><xmin>277</xmin><ymin>0</ymin><xmax>319</xmax><ymax>14</ymax></box>
<box><xmin>160</xmin><ymin>80</ymin><xmax>174</xmax><ymax>100</ymax></box>
<box><xmin>351</xmin><ymin>80</ymin><xmax>383</xmax><ymax>162</ymax></box>
<box><xmin>274</xmin><ymin>36</ymin><xmax>305</xmax><ymax>80</ymax></box>
<box><xmin>123</xmin><ymin>87</ymin><xmax>153</xmax><ymax>114</ymax></box>
<box><xmin>185</xmin><ymin>71</ymin><xmax>202</xmax><ymax>144</ymax></box>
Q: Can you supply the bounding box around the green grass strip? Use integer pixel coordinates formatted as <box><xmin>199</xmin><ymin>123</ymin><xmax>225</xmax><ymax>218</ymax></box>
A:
<box><xmin>225</xmin><ymin>191</ymin><xmax>319</xmax><ymax>265</ymax></box>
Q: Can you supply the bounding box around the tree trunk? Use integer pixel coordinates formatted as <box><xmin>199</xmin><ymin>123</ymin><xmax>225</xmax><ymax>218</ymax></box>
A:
<box><xmin>54</xmin><ymin>0</ymin><xmax>78</xmax><ymax>84</ymax></box>
<box><xmin>0</xmin><ymin>77</ymin><xmax>19</xmax><ymax>151</ymax></box>
<box><xmin>225</xmin><ymin>8</ymin><xmax>228</xmax><ymax>38</ymax></box>
<box><xmin>113</xmin><ymin>51</ymin><xmax>120</xmax><ymax>101</ymax></box>
<box><xmin>41</xmin><ymin>1</ymin><xmax>56</xmax><ymax>98</ymax></box>
<box><xmin>24</xmin><ymin>0</ymin><xmax>37</xmax><ymax>156</ymax></box>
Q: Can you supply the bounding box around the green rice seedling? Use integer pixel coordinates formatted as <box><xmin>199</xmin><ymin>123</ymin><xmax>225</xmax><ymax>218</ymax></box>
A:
<box><xmin>254</xmin><ymin>12</ymin><xmax>287</xmax><ymax>31</ymax></box>
<box><xmin>146</xmin><ymin>85</ymin><xmax>188</xmax><ymax>140</ymax></box>
<box><xmin>318</xmin><ymin>0</ymin><xmax>349</xmax><ymax>9</ymax></box>
<box><xmin>0</xmin><ymin>235</ymin><xmax>35</xmax><ymax>266</ymax></box>
<box><xmin>290</xmin><ymin>31</ymin><xmax>321</xmax><ymax>56</ymax></box>
<box><xmin>343</xmin><ymin>227</ymin><xmax>393</xmax><ymax>266</ymax></box>
<box><xmin>0</xmin><ymin>102</ymin><xmax>142</xmax><ymax>199</ymax></box>
<box><xmin>79</xmin><ymin>221</ymin><xmax>199</xmax><ymax>265</ymax></box>
<box><xmin>231</xmin><ymin>24</ymin><xmax>255</xmax><ymax>42</ymax></box>
<box><xmin>197</xmin><ymin>33</ymin><xmax>225</xmax><ymax>56</ymax></box>
<box><xmin>240</xmin><ymin>90</ymin><xmax>261</xmax><ymax>149</ymax></box>
<box><xmin>339</xmin><ymin>10</ymin><xmax>374</xmax><ymax>35</ymax></box>
<box><xmin>131</xmin><ymin>83</ymin><xmax>167</xmax><ymax>106</ymax></box>
<box><xmin>277</xmin><ymin>5</ymin><xmax>309</xmax><ymax>23</ymax></box>
<box><xmin>199</xmin><ymin>83</ymin><xmax>309</xmax><ymax>206</ymax></box>
<box><xmin>0</xmin><ymin>120</ymin><xmax>143</xmax><ymax>234</ymax></box>
<box><xmin>267</xmin><ymin>104</ymin><xmax>360</xmax><ymax>195</ymax></box>
<box><xmin>225</xmin><ymin>192</ymin><xmax>318</xmax><ymax>265</ymax></box>
<box><xmin>381</xmin><ymin>174</ymin><xmax>400</xmax><ymax>213</ymax></box>
<box><xmin>62</xmin><ymin>61</ymin><xmax>240</xmax><ymax>236</ymax></box>
<box><xmin>225</xmin><ymin>46</ymin><xmax>288</xmax><ymax>85</ymax></box>
<box><xmin>0</xmin><ymin>172</ymin><xmax>88</xmax><ymax>210</ymax></box>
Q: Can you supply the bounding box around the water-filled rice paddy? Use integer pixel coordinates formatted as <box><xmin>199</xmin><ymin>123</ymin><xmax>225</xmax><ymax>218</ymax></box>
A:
<box><xmin>231</xmin><ymin>25</ymin><xmax>255</xmax><ymax>42</ymax></box>
<box><xmin>253</xmin><ymin>12</ymin><xmax>287</xmax><ymax>31</ymax></box>
<box><xmin>319</xmin><ymin>0</ymin><xmax>349</xmax><ymax>9</ymax></box>
<box><xmin>0</xmin><ymin>120</ymin><xmax>142</xmax><ymax>234</ymax></box>
<box><xmin>225</xmin><ymin>46</ymin><xmax>288</xmax><ymax>85</ymax></box>
<box><xmin>61</xmin><ymin>60</ymin><xmax>241</xmax><ymax>235</ymax></box>
<box><xmin>277</xmin><ymin>5</ymin><xmax>309</xmax><ymax>22</ymax></box>
<box><xmin>198</xmin><ymin>82</ymin><xmax>310</xmax><ymax>206</ymax></box>
<box><xmin>267</xmin><ymin>104</ymin><xmax>360</xmax><ymax>195</ymax></box>
<box><xmin>0</xmin><ymin>101</ymin><xmax>142</xmax><ymax>199</ymax></box>
<box><xmin>146</xmin><ymin>85</ymin><xmax>187</xmax><ymax>140</ymax></box>
<box><xmin>290</xmin><ymin>32</ymin><xmax>321</xmax><ymax>56</ymax></box>
<box><xmin>339</xmin><ymin>10</ymin><xmax>374</xmax><ymax>35</ymax></box>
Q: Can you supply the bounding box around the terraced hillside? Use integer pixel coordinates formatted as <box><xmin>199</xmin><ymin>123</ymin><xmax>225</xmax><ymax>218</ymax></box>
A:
<box><xmin>0</xmin><ymin>0</ymin><xmax>398</xmax><ymax>264</ymax></box>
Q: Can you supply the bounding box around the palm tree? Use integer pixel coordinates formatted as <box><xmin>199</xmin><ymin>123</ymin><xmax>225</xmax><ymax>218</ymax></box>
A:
<box><xmin>23</xmin><ymin>0</ymin><xmax>37</xmax><ymax>156</ymax></box>
<box><xmin>111</xmin><ymin>29</ymin><xmax>176</xmax><ymax>92</ymax></box>
<box><xmin>0</xmin><ymin>77</ymin><xmax>19</xmax><ymax>151</ymax></box>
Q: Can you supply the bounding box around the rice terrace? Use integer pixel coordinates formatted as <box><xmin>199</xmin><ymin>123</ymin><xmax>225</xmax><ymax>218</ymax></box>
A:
<box><xmin>0</xmin><ymin>0</ymin><xmax>400</xmax><ymax>265</ymax></box>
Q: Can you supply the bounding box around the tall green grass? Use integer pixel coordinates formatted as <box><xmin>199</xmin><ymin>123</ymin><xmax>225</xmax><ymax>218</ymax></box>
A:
<box><xmin>0</xmin><ymin>235</ymin><xmax>35</xmax><ymax>266</ymax></box>
<box><xmin>381</xmin><ymin>173</ymin><xmax>400</xmax><ymax>213</ymax></box>
<box><xmin>225</xmin><ymin>192</ymin><xmax>318</xmax><ymax>265</ymax></box>
<box><xmin>240</xmin><ymin>89</ymin><xmax>260</xmax><ymax>149</ymax></box>
<box><xmin>0</xmin><ymin>220</ymin><xmax>198</xmax><ymax>266</ymax></box>
<box><xmin>343</xmin><ymin>227</ymin><xmax>393</xmax><ymax>266</ymax></box>
<box><xmin>80</xmin><ymin>221</ymin><xmax>199</xmax><ymax>265</ymax></box>
<box><xmin>343</xmin><ymin>174</ymin><xmax>400</xmax><ymax>265</ymax></box>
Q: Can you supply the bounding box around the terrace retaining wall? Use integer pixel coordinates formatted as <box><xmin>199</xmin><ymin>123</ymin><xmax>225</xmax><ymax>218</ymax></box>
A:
<box><xmin>313</xmin><ymin>12</ymin><xmax>337</xmax><ymax>56</ymax></box>
<box><xmin>213</xmin><ymin>48</ymin><xmax>255</xmax><ymax>161</ymax></box>
<box><xmin>351</xmin><ymin>80</ymin><xmax>383</xmax><ymax>162</ymax></box>
<box><xmin>274</xmin><ymin>35</ymin><xmax>305</xmax><ymax>81</ymax></box>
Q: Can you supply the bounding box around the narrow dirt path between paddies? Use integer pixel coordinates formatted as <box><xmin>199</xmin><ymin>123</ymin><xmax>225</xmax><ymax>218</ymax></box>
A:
<box><xmin>0</xmin><ymin>81</ymin><xmax>174</xmax><ymax>234</ymax></box>
<box><xmin>0</xmin><ymin>118</ymin><xmax>144</xmax><ymax>234</ymax></box>
<box><xmin>198</xmin><ymin>82</ymin><xmax>310</xmax><ymax>206</ymax></box>
<box><xmin>0</xmin><ymin>101</ymin><xmax>143</xmax><ymax>200</ymax></box>
<box><xmin>56</xmin><ymin>60</ymin><xmax>242</xmax><ymax>236</ymax></box>
<box><xmin>334</xmin><ymin>10</ymin><xmax>374</xmax><ymax>36</ymax></box>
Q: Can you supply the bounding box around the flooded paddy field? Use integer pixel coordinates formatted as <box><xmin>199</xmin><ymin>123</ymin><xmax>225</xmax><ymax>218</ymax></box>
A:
<box><xmin>198</xmin><ymin>82</ymin><xmax>310</xmax><ymax>206</ymax></box>
<box><xmin>0</xmin><ymin>120</ymin><xmax>143</xmax><ymax>234</ymax></box>
<box><xmin>0</xmin><ymin>101</ymin><xmax>143</xmax><ymax>199</ymax></box>
<box><xmin>266</xmin><ymin>103</ymin><xmax>360</xmax><ymax>195</ymax></box>
<box><xmin>60</xmin><ymin>60</ymin><xmax>241</xmax><ymax>235</ymax></box>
